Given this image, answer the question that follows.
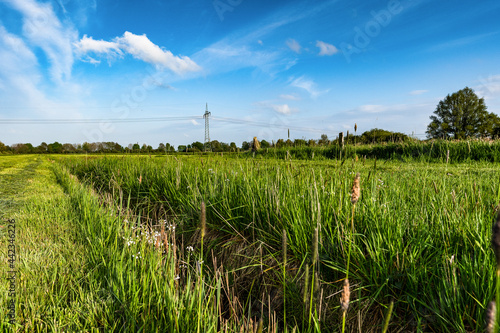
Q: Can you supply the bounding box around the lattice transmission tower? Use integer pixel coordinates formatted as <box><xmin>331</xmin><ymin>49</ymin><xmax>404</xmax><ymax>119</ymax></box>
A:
<box><xmin>203</xmin><ymin>103</ymin><xmax>211</xmax><ymax>152</ymax></box>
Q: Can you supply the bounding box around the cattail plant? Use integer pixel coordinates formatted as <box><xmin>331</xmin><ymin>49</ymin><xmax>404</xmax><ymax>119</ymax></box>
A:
<box><xmin>486</xmin><ymin>301</ymin><xmax>496</xmax><ymax>333</ymax></box>
<box><xmin>282</xmin><ymin>229</ymin><xmax>287</xmax><ymax>328</ymax></box>
<box><xmin>197</xmin><ymin>201</ymin><xmax>207</xmax><ymax>333</ymax></box>
<box><xmin>200</xmin><ymin>201</ymin><xmax>206</xmax><ymax>242</ymax></box>
<box><xmin>340</xmin><ymin>279</ymin><xmax>350</xmax><ymax>313</ymax></box>
<box><xmin>490</xmin><ymin>211</ymin><xmax>500</xmax><ymax>331</ymax></box>
<box><xmin>308</xmin><ymin>227</ymin><xmax>319</xmax><ymax>326</ymax></box>
<box><xmin>342</xmin><ymin>172</ymin><xmax>360</xmax><ymax>333</ymax></box>
<box><xmin>381</xmin><ymin>300</ymin><xmax>394</xmax><ymax>333</ymax></box>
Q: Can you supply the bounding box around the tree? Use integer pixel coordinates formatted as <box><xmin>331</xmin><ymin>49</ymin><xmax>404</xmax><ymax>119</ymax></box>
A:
<box><xmin>426</xmin><ymin>87</ymin><xmax>491</xmax><ymax>139</ymax></box>
<box><xmin>0</xmin><ymin>141</ymin><xmax>8</xmax><ymax>152</ymax></box>
<box><xmin>191</xmin><ymin>141</ymin><xmax>204</xmax><ymax>152</ymax></box>
<box><xmin>260</xmin><ymin>140</ymin><xmax>270</xmax><ymax>149</ymax></box>
<box><xmin>319</xmin><ymin>134</ymin><xmax>329</xmax><ymax>145</ymax></box>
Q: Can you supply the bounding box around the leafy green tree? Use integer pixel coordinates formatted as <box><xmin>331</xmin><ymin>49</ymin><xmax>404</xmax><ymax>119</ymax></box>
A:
<box><xmin>48</xmin><ymin>142</ymin><xmax>63</xmax><ymax>153</ymax></box>
<box><xmin>260</xmin><ymin>140</ymin><xmax>270</xmax><ymax>149</ymax></box>
<box><xmin>37</xmin><ymin>142</ymin><xmax>48</xmax><ymax>153</ymax></box>
<box><xmin>360</xmin><ymin>128</ymin><xmax>409</xmax><ymax>143</ymax></box>
<box><xmin>319</xmin><ymin>134</ymin><xmax>329</xmax><ymax>145</ymax></box>
<box><xmin>426</xmin><ymin>87</ymin><xmax>490</xmax><ymax>139</ymax></box>
<box><xmin>191</xmin><ymin>141</ymin><xmax>204</xmax><ymax>152</ymax></box>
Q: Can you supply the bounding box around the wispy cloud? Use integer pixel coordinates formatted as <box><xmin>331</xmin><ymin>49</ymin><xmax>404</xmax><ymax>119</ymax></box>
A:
<box><xmin>355</xmin><ymin>103</ymin><xmax>426</xmax><ymax>114</ymax></box>
<box><xmin>409</xmin><ymin>89</ymin><xmax>428</xmax><ymax>95</ymax></box>
<box><xmin>280</xmin><ymin>94</ymin><xmax>300</xmax><ymax>101</ymax></box>
<box><xmin>289</xmin><ymin>76</ymin><xmax>328</xmax><ymax>98</ymax></box>
<box><xmin>286</xmin><ymin>38</ymin><xmax>301</xmax><ymax>53</ymax></box>
<box><xmin>4</xmin><ymin>0</ymin><xmax>78</xmax><ymax>83</ymax></box>
<box><xmin>272</xmin><ymin>104</ymin><xmax>293</xmax><ymax>115</ymax></box>
<box><xmin>256</xmin><ymin>101</ymin><xmax>297</xmax><ymax>115</ymax></box>
<box><xmin>316</xmin><ymin>40</ymin><xmax>338</xmax><ymax>56</ymax></box>
<box><xmin>75</xmin><ymin>32</ymin><xmax>202</xmax><ymax>74</ymax></box>
<box><xmin>192</xmin><ymin>1</ymin><xmax>339</xmax><ymax>78</ymax></box>
<box><xmin>427</xmin><ymin>31</ymin><xmax>500</xmax><ymax>53</ymax></box>
<box><xmin>475</xmin><ymin>74</ymin><xmax>500</xmax><ymax>100</ymax></box>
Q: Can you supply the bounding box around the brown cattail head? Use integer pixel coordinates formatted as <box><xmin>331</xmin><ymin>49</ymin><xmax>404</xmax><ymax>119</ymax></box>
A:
<box><xmin>340</xmin><ymin>279</ymin><xmax>350</xmax><ymax>312</ymax></box>
<box><xmin>486</xmin><ymin>301</ymin><xmax>496</xmax><ymax>333</ymax></box>
<box><xmin>354</xmin><ymin>123</ymin><xmax>357</xmax><ymax>133</ymax></box>
<box><xmin>200</xmin><ymin>201</ymin><xmax>206</xmax><ymax>239</ymax></box>
<box><xmin>492</xmin><ymin>211</ymin><xmax>500</xmax><ymax>268</ymax></box>
<box><xmin>351</xmin><ymin>172</ymin><xmax>361</xmax><ymax>204</ymax></box>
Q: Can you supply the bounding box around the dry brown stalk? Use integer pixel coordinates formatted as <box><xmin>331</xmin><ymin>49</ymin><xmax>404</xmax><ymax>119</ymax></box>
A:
<box><xmin>340</xmin><ymin>278</ymin><xmax>350</xmax><ymax>312</ymax></box>
<box><xmin>351</xmin><ymin>172</ymin><xmax>361</xmax><ymax>204</ymax></box>
<box><xmin>200</xmin><ymin>201</ymin><xmax>206</xmax><ymax>239</ymax></box>
<box><xmin>486</xmin><ymin>301</ymin><xmax>496</xmax><ymax>333</ymax></box>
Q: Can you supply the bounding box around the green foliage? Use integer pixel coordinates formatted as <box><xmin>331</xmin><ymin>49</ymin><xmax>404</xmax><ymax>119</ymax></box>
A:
<box><xmin>358</xmin><ymin>128</ymin><xmax>410</xmax><ymax>143</ymax></box>
<box><xmin>251</xmin><ymin>139</ymin><xmax>500</xmax><ymax>163</ymax></box>
<box><xmin>426</xmin><ymin>87</ymin><xmax>495</xmax><ymax>139</ymax></box>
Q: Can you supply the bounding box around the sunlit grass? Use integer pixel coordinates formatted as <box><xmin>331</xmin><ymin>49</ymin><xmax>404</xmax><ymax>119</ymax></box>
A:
<box><xmin>53</xmin><ymin>153</ymin><xmax>500</xmax><ymax>331</ymax></box>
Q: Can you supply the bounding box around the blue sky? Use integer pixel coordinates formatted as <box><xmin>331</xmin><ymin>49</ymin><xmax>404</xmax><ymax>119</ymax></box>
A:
<box><xmin>1</xmin><ymin>0</ymin><xmax>499</xmax><ymax>148</ymax></box>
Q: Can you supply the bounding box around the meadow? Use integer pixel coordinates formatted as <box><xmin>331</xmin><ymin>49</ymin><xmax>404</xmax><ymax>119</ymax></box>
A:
<box><xmin>1</xmin><ymin>146</ymin><xmax>500</xmax><ymax>332</ymax></box>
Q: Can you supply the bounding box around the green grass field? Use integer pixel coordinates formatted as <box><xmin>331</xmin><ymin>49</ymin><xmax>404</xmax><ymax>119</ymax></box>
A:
<box><xmin>1</xmin><ymin>152</ymin><xmax>499</xmax><ymax>332</ymax></box>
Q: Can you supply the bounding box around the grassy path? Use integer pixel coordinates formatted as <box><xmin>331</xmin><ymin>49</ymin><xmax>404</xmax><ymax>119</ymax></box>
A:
<box><xmin>0</xmin><ymin>156</ymin><xmax>102</xmax><ymax>331</ymax></box>
<box><xmin>1</xmin><ymin>155</ymin><xmax>215</xmax><ymax>332</ymax></box>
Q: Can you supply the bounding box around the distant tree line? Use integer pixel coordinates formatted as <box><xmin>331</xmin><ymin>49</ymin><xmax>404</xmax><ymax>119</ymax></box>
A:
<box><xmin>0</xmin><ymin>128</ymin><xmax>416</xmax><ymax>155</ymax></box>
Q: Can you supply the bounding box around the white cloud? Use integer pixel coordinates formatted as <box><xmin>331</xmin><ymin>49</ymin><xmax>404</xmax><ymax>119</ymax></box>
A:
<box><xmin>272</xmin><ymin>104</ymin><xmax>293</xmax><ymax>115</ymax></box>
<box><xmin>359</xmin><ymin>105</ymin><xmax>386</xmax><ymax>113</ymax></box>
<box><xmin>116</xmin><ymin>32</ymin><xmax>201</xmax><ymax>74</ymax></box>
<box><xmin>356</xmin><ymin>103</ymin><xmax>417</xmax><ymax>114</ymax></box>
<box><xmin>410</xmin><ymin>89</ymin><xmax>428</xmax><ymax>95</ymax></box>
<box><xmin>289</xmin><ymin>76</ymin><xmax>328</xmax><ymax>98</ymax></box>
<box><xmin>316</xmin><ymin>40</ymin><xmax>339</xmax><ymax>56</ymax></box>
<box><xmin>4</xmin><ymin>0</ymin><xmax>78</xmax><ymax>83</ymax></box>
<box><xmin>279</xmin><ymin>94</ymin><xmax>300</xmax><ymax>101</ymax></box>
<box><xmin>75</xmin><ymin>32</ymin><xmax>202</xmax><ymax>75</ymax></box>
<box><xmin>256</xmin><ymin>101</ymin><xmax>297</xmax><ymax>115</ymax></box>
<box><xmin>74</xmin><ymin>35</ymin><xmax>122</xmax><ymax>56</ymax></box>
<box><xmin>0</xmin><ymin>23</ymin><xmax>83</xmax><ymax>127</ymax></box>
<box><xmin>286</xmin><ymin>38</ymin><xmax>301</xmax><ymax>53</ymax></box>
<box><xmin>475</xmin><ymin>75</ymin><xmax>500</xmax><ymax>100</ymax></box>
<box><xmin>190</xmin><ymin>119</ymin><xmax>200</xmax><ymax>126</ymax></box>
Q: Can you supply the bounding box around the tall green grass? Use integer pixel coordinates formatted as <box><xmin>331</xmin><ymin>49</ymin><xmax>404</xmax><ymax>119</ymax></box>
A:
<box><xmin>252</xmin><ymin>139</ymin><xmax>500</xmax><ymax>163</ymax></box>
<box><xmin>56</xmin><ymin>153</ymin><xmax>500</xmax><ymax>331</ymax></box>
